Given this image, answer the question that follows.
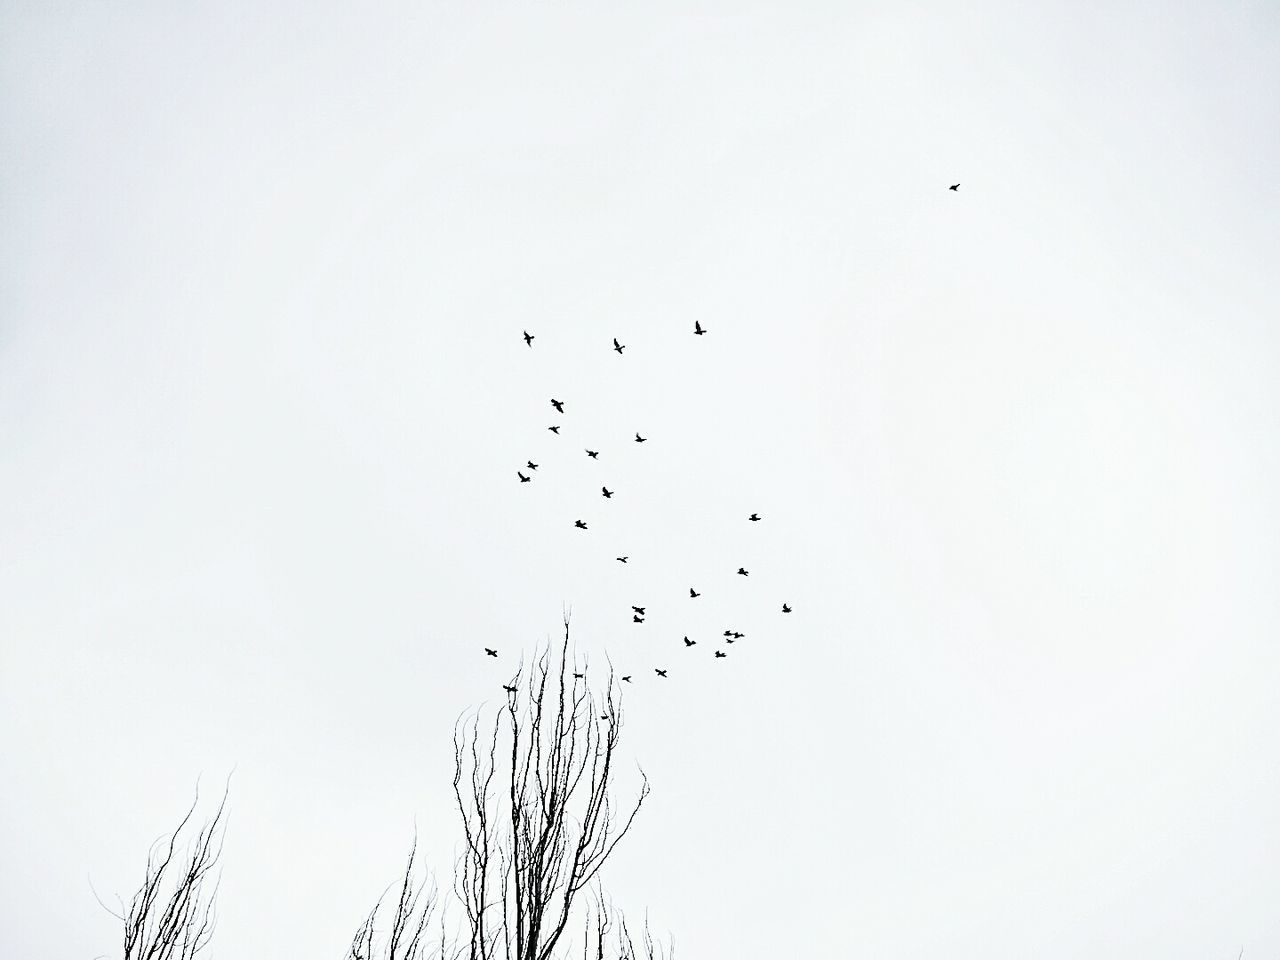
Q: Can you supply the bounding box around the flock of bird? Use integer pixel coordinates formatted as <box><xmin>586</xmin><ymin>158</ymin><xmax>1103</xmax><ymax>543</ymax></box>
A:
<box><xmin>488</xmin><ymin>322</ymin><xmax>794</xmax><ymax>693</ymax></box>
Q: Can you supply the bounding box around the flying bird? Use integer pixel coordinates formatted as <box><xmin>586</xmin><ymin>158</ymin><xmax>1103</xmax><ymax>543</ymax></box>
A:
<box><xmin>523</xmin><ymin>330</ymin><xmax>534</xmax><ymax>346</ymax></box>
<box><xmin>575</xmin><ymin>520</ymin><xmax>588</xmax><ymax>529</ymax></box>
<box><xmin>749</xmin><ymin>513</ymin><xmax>761</xmax><ymax>522</ymax></box>
<box><xmin>723</xmin><ymin>630</ymin><xmax>733</xmax><ymax>637</ymax></box>
<box><xmin>551</xmin><ymin>398</ymin><xmax>564</xmax><ymax>413</ymax></box>
<box><xmin>574</xmin><ymin>672</ymin><xmax>585</xmax><ymax>679</ymax></box>
<box><xmin>586</xmin><ymin>449</ymin><xmax>599</xmax><ymax>459</ymax></box>
<box><xmin>782</xmin><ymin>603</ymin><xmax>792</xmax><ymax>613</ymax></box>
<box><xmin>634</xmin><ymin>433</ymin><xmax>647</xmax><ymax>443</ymax></box>
<box><xmin>631</xmin><ymin>606</ymin><xmax>646</xmax><ymax>615</ymax></box>
<box><xmin>655</xmin><ymin>668</ymin><xmax>668</xmax><ymax>678</ymax></box>
<box><xmin>714</xmin><ymin>650</ymin><xmax>727</xmax><ymax>658</ymax></box>
<box><xmin>602</xmin><ymin>487</ymin><xmax>613</xmax><ymax>499</ymax></box>
<box><xmin>689</xmin><ymin>587</ymin><xmax>700</xmax><ymax>598</ymax></box>
<box><xmin>737</xmin><ymin>567</ymin><xmax>749</xmax><ymax>576</ymax></box>
<box><xmin>502</xmin><ymin>684</ymin><xmax>517</xmax><ymax>694</ymax></box>
<box><xmin>485</xmin><ymin>648</ymin><xmax>498</xmax><ymax>657</ymax></box>
<box><xmin>599</xmin><ymin>714</ymin><xmax>609</xmax><ymax>720</ymax></box>
<box><xmin>683</xmin><ymin>636</ymin><xmax>696</xmax><ymax>647</ymax></box>
<box><xmin>616</xmin><ymin>556</ymin><xmax>629</xmax><ymax>563</ymax></box>
<box><xmin>725</xmin><ymin>637</ymin><xmax>736</xmax><ymax>644</ymax></box>
<box><xmin>613</xmin><ymin>338</ymin><xmax>625</xmax><ymax>354</ymax></box>
<box><xmin>731</xmin><ymin>631</ymin><xmax>744</xmax><ymax>639</ymax></box>
<box><xmin>527</xmin><ymin>460</ymin><xmax>538</xmax><ymax>471</ymax></box>
<box><xmin>548</xmin><ymin>425</ymin><xmax>561</xmax><ymax>434</ymax></box>
<box><xmin>518</xmin><ymin>471</ymin><xmax>531</xmax><ymax>483</ymax></box>
<box><xmin>949</xmin><ymin>183</ymin><xmax>960</xmax><ymax>191</ymax></box>
<box><xmin>694</xmin><ymin>320</ymin><xmax>706</xmax><ymax>336</ymax></box>
<box><xmin>621</xmin><ymin>675</ymin><xmax>632</xmax><ymax>683</ymax></box>
<box><xmin>633</xmin><ymin>615</ymin><xmax>644</xmax><ymax>623</ymax></box>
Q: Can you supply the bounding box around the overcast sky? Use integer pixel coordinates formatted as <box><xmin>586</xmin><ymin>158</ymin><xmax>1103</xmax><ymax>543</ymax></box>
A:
<box><xmin>2</xmin><ymin>2</ymin><xmax>1278</xmax><ymax>958</ymax></box>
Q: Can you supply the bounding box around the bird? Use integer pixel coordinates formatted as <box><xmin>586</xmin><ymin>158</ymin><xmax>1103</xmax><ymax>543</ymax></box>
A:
<box><xmin>574</xmin><ymin>520</ymin><xmax>588</xmax><ymax>530</ymax></box>
<box><xmin>548</xmin><ymin>425</ymin><xmax>561</xmax><ymax>434</ymax></box>
<box><xmin>949</xmin><ymin>183</ymin><xmax>960</xmax><ymax>191</ymax></box>
<box><xmin>732</xmin><ymin>631</ymin><xmax>744</xmax><ymax>639</ymax></box>
<box><xmin>586</xmin><ymin>449</ymin><xmax>599</xmax><ymax>459</ymax></box>
<box><xmin>602</xmin><ymin>487</ymin><xmax>613</xmax><ymax>499</ymax></box>
<box><xmin>631</xmin><ymin>606</ymin><xmax>646</xmax><ymax>615</ymax></box>
<box><xmin>616</xmin><ymin>556</ymin><xmax>629</xmax><ymax>563</ymax></box>
<box><xmin>527</xmin><ymin>460</ymin><xmax>538</xmax><ymax>471</ymax></box>
<box><xmin>782</xmin><ymin>603</ymin><xmax>792</xmax><ymax>613</ymax></box>
<box><xmin>714</xmin><ymin>650</ymin><xmax>727</xmax><ymax>658</ymax></box>
<box><xmin>749</xmin><ymin>513</ymin><xmax>761</xmax><ymax>522</ymax></box>
<box><xmin>723</xmin><ymin>630</ymin><xmax>733</xmax><ymax>637</ymax></box>
<box><xmin>725</xmin><ymin>637</ymin><xmax>736</xmax><ymax>644</ymax></box>
<box><xmin>551</xmin><ymin>398</ymin><xmax>564</xmax><ymax>413</ymax></box>
<box><xmin>694</xmin><ymin>320</ymin><xmax>706</xmax><ymax>336</ymax></box>
<box><xmin>689</xmin><ymin>587</ymin><xmax>700</xmax><ymax>598</ymax></box>
<box><xmin>573</xmin><ymin>672</ymin><xmax>585</xmax><ymax>679</ymax></box>
<box><xmin>683</xmin><ymin>636</ymin><xmax>696</xmax><ymax>647</ymax></box>
<box><xmin>621</xmin><ymin>675</ymin><xmax>632</xmax><ymax>683</ymax></box>
<box><xmin>523</xmin><ymin>330</ymin><xmax>534</xmax><ymax>347</ymax></box>
<box><xmin>613</xmin><ymin>337</ymin><xmax>625</xmax><ymax>354</ymax></box>
<box><xmin>633</xmin><ymin>615</ymin><xmax>644</xmax><ymax>623</ymax></box>
<box><xmin>737</xmin><ymin>567</ymin><xmax>749</xmax><ymax>576</ymax></box>
<box><xmin>518</xmin><ymin>471</ymin><xmax>531</xmax><ymax>483</ymax></box>
<box><xmin>655</xmin><ymin>668</ymin><xmax>668</xmax><ymax>678</ymax></box>
<box><xmin>502</xmin><ymin>684</ymin><xmax>517</xmax><ymax>694</ymax></box>
<box><xmin>599</xmin><ymin>714</ymin><xmax>609</xmax><ymax>720</ymax></box>
<box><xmin>485</xmin><ymin>648</ymin><xmax>498</xmax><ymax>657</ymax></box>
<box><xmin>634</xmin><ymin>432</ymin><xmax>647</xmax><ymax>443</ymax></box>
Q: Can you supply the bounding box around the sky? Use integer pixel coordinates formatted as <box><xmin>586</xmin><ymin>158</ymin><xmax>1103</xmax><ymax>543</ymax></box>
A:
<box><xmin>2</xmin><ymin>1</ymin><xmax>1278</xmax><ymax>957</ymax></box>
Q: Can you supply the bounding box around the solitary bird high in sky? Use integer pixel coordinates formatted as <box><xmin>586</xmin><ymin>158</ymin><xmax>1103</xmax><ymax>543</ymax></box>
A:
<box><xmin>683</xmin><ymin>636</ymin><xmax>696</xmax><ymax>647</ymax></box>
<box><xmin>613</xmin><ymin>337</ymin><xmax>625</xmax><ymax>354</ymax></box>
<box><xmin>602</xmin><ymin>486</ymin><xmax>613</xmax><ymax>498</ymax></box>
<box><xmin>689</xmin><ymin>587</ymin><xmax>700</xmax><ymax>598</ymax></box>
<box><xmin>523</xmin><ymin>330</ymin><xmax>534</xmax><ymax>347</ymax></box>
<box><xmin>714</xmin><ymin>650</ymin><xmax>727</xmax><ymax>658</ymax></box>
<box><xmin>548</xmin><ymin>425</ymin><xmax>560</xmax><ymax>434</ymax></box>
<box><xmin>485</xmin><ymin>648</ymin><xmax>498</xmax><ymax>657</ymax></box>
<box><xmin>616</xmin><ymin>556</ymin><xmax>628</xmax><ymax>563</ymax></box>
<box><xmin>551</xmin><ymin>398</ymin><xmax>564</xmax><ymax>413</ymax></box>
<box><xmin>622</xmin><ymin>675</ymin><xmax>632</xmax><ymax>683</ymax></box>
<box><xmin>574</xmin><ymin>520</ymin><xmax>588</xmax><ymax>530</ymax></box>
<box><xmin>949</xmin><ymin>183</ymin><xmax>960</xmax><ymax>191</ymax></box>
<box><xmin>586</xmin><ymin>449</ymin><xmax>599</xmax><ymax>459</ymax></box>
<box><xmin>694</xmin><ymin>320</ymin><xmax>706</xmax><ymax>336</ymax></box>
<box><xmin>635</xmin><ymin>432</ymin><xmax>647</xmax><ymax>443</ymax></box>
<box><xmin>737</xmin><ymin>567</ymin><xmax>749</xmax><ymax>576</ymax></box>
<box><xmin>749</xmin><ymin>513</ymin><xmax>761</xmax><ymax>522</ymax></box>
<box><xmin>655</xmin><ymin>668</ymin><xmax>668</xmax><ymax>678</ymax></box>
<box><xmin>782</xmin><ymin>603</ymin><xmax>792</xmax><ymax>613</ymax></box>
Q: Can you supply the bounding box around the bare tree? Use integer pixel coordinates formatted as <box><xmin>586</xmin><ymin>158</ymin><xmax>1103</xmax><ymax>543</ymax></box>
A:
<box><xmin>348</xmin><ymin>838</ymin><xmax>461</xmax><ymax>960</ymax></box>
<box><xmin>100</xmin><ymin>784</ymin><xmax>228</xmax><ymax>960</ymax></box>
<box><xmin>452</xmin><ymin>617</ymin><xmax>650</xmax><ymax>960</ymax></box>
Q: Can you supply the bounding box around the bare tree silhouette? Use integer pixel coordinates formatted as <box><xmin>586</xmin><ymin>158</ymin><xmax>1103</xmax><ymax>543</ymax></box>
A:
<box><xmin>101</xmin><ymin>784</ymin><xmax>228</xmax><ymax>960</ymax></box>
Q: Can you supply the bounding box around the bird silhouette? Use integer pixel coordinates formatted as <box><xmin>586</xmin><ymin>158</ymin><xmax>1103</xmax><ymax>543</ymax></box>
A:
<box><xmin>694</xmin><ymin>320</ymin><xmax>706</xmax><ymax>336</ymax></box>
<box><xmin>613</xmin><ymin>337</ymin><xmax>625</xmax><ymax>354</ymax></box>
<box><xmin>633</xmin><ymin>615</ymin><xmax>644</xmax><ymax>623</ymax></box>
<box><xmin>586</xmin><ymin>449</ymin><xmax>599</xmax><ymax>459</ymax></box>
<box><xmin>683</xmin><ymin>636</ymin><xmax>696</xmax><ymax>647</ymax></box>
<box><xmin>599</xmin><ymin>714</ymin><xmax>609</xmax><ymax>720</ymax></box>
<box><xmin>782</xmin><ymin>603</ymin><xmax>792</xmax><ymax>613</ymax></box>
<box><xmin>631</xmin><ymin>605</ymin><xmax>646</xmax><ymax>615</ymax></box>
<box><xmin>634</xmin><ymin>432</ymin><xmax>647</xmax><ymax>443</ymax></box>
<box><xmin>689</xmin><ymin>587</ymin><xmax>700</xmax><ymax>598</ymax></box>
<box><xmin>523</xmin><ymin>330</ymin><xmax>534</xmax><ymax>347</ymax></box>
<box><xmin>617</xmin><ymin>556</ymin><xmax>629</xmax><ymax>563</ymax></box>
<box><xmin>527</xmin><ymin>460</ymin><xmax>538</xmax><ymax>471</ymax></box>
<box><xmin>518</xmin><ymin>471</ymin><xmax>531</xmax><ymax>483</ymax></box>
<box><xmin>551</xmin><ymin>398</ymin><xmax>564</xmax><ymax>413</ymax></box>
<box><xmin>602</xmin><ymin>487</ymin><xmax>613</xmax><ymax>499</ymax></box>
<box><xmin>731</xmin><ymin>631</ymin><xmax>744</xmax><ymax>639</ymax></box>
<box><xmin>749</xmin><ymin>513</ymin><xmax>761</xmax><ymax>522</ymax></box>
<box><xmin>725</xmin><ymin>637</ymin><xmax>736</xmax><ymax>644</ymax></box>
<box><xmin>485</xmin><ymin>648</ymin><xmax>498</xmax><ymax>657</ymax></box>
<box><xmin>714</xmin><ymin>650</ymin><xmax>727</xmax><ymax>658</ymax></box>
<box><xmin>503</xmin><ymin>684</ymin><xmax>517</xmax><ymax>694</ymax></box>
<box><xmin>655</xmin><ymin>668</ymin><xmax>668</xmax><ymax>678</ymax></box>
<box><xmin>723</xmin><ymin>630</ymin><xmax>733</xmax><ymax>637</ymax></box>
<box><xmin>573</xmin><ymin>672</ymin><xmax>585</xmax><ymax>679</ymax></box>
<box><xmin>621</xmin><ymin>675</ymin><xmax>632</xmax><ymax>683</ymax></box>
<box><xmin>737</xmin><ymin>567</ymin><xmax>749</xmax><ymax>576</ymax></box>
<box><xmin>575</xmin><ymin>520</ymin><xmax>588</xmax><ymax>529</ymax></box>
<box><xmin>548</xmin><ymin>425</ymin><xmax>561</xmax><ymax>434</ymax></box>
<box><xmin>949</xmin><ymin>183</ymin><xmax>960</xmax><ymax>191</ymax></box>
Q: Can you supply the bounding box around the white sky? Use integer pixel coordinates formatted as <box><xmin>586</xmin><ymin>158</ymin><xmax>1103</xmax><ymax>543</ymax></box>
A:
<box><xmin>2</xmin><ymin>2</ymin><xmax>1278</xmax><ymax>957</ymax></box>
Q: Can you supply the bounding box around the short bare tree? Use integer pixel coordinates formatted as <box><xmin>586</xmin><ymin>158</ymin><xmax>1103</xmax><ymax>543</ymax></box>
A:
<box><xmin>99</xmin><ymin>784</ymin><xmax>228</xmax><ymax>960</ymax></box>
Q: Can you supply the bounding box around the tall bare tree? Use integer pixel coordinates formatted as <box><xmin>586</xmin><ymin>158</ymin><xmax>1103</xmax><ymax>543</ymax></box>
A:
<box><xmin>100</xmin><ymin>784</ymin><xmax>228</xmax><ymax>960</ymax></box>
